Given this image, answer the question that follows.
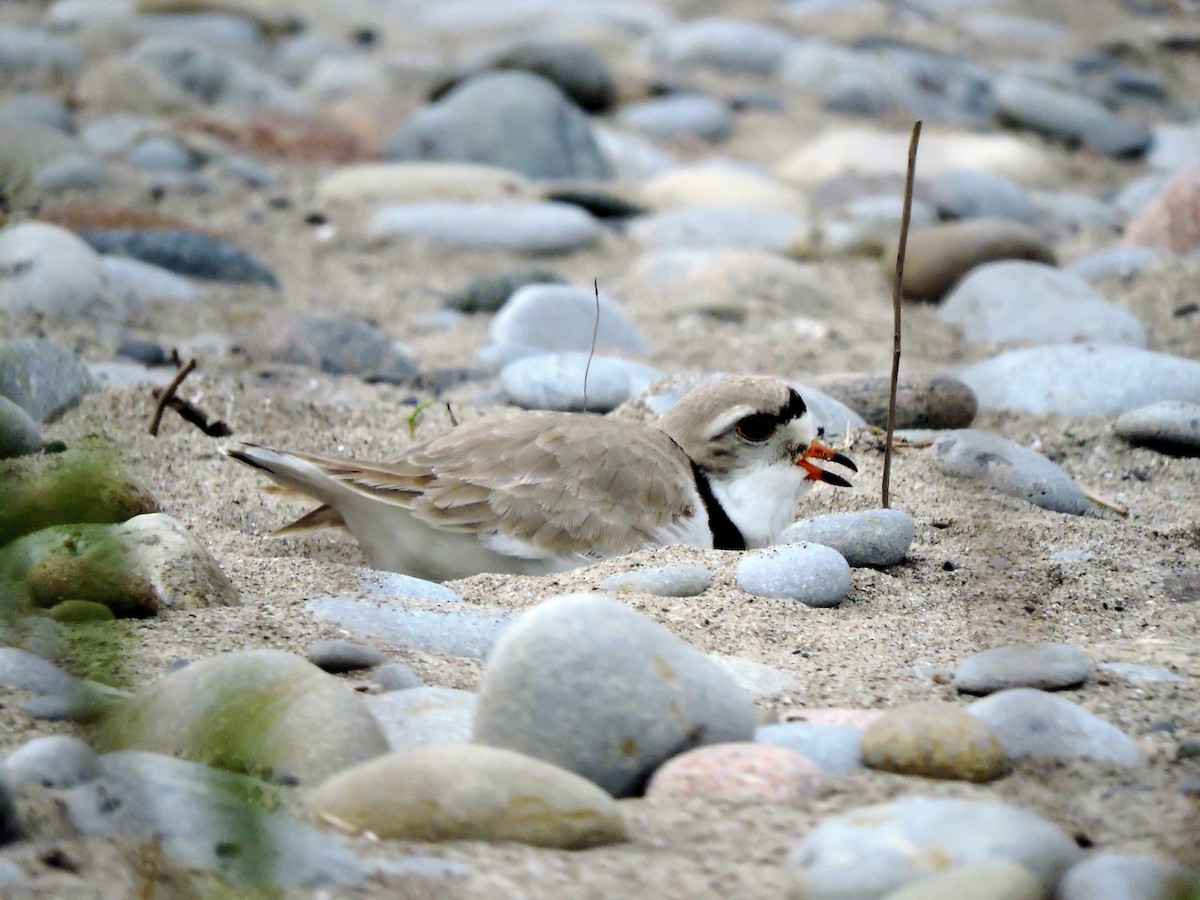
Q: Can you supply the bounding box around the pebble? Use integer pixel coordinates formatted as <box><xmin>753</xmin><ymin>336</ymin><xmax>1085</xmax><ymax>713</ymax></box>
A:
<box><xmin>712</xmin><ymin>655</ymin><xmax>798</xmax><ymax>697</ymax></box>
<box><xmin>366</xmin><ymin>572</ymin><xmax>462</xmax><ymax>603</ymax></box>
<box><xmin>600</xmin><ymin>564</ymin><xmax>713</xmax><ymax>597</ymax></box>
<box><xmin>1058</xmin><ymin>852</ymin><xmax>1200</xmax><ymax>900</ymax></box>
<box><xmin>306</xmin><ymin>745</ymin><xmax>626</xmax><ymax>848</ymax></box>
<box><xmin>0</xmin><ymin>395</ymin><xmax>44</xmax><ymax>460</ymax></box>
<box><xmin>34</xmin><ymin>153</ymin><xmax>113</xmax><ymax>194</ymax></box>
<box><xmin>485</xmin><ymin>284</ymin><xmax>645</xmax><ymax>364</ymax></box>
<box><xmin>1030</xmin><ymin>189</ymin><xmax>1123</xmax><ymax>232</ymax></box>
<box><xmin>275</xmin><ymin>316</ymin><xmax>418</xmax><ymax>385</ymax></box>
<box><xmin>67</xmin><ymin>751</ymin><xmax>363</xmax><ymax>886</ymax></box>
<box><xmin>1097</xmin><ymin>662</ymin><xmax>1184</xmax><ymax>684</ymax></box>
<box><xmin>593</xmin><ymin>124</ymin><xmax>676</xmax><ymax>180</ymax></box>
<box><xmin>616</xmin><ymin>95</ymin><xmax>734</xmax><ymax>143</ymax></box>
<box><xmin>813</xmin><ymin>372</ymin><xmax>977</xmax><ymax>429</ymax></box>
<box><xmin>443</xmin><ymin>268</ymin><xmax>564</xmax><ymax>314</ymax></box>
<box><xmin>735</xmin><ymin>543</ymin><xmax>853</xmax><ymax>607</ymax></box>
<box><xmin>305</xmin><ymin>639</ymin><xmax>386</xmax><ymax>674</ymax></box>
<box><xmin>646</xmin><ymin>742</ymin><xmax>824</xmax><ymax>802</ymax></box>
<box><xmin>651</xmin><ymin>17</ymin><xmax>797</xmax><ymax>76</ymax></box>
<box><xmin>931</xmin><ymin>429</ymin><xmax>1091</xmax><ymax>515</ymax></box>
<box><xmin>385</xmin><ymin>71</ymin><xmax>611</xmax><ymax>180</ymax></box>
<box><xmin>365</xmin><ymin>201</ymin><xmax>602</xmax><ymax>254</ymax></box>
<box><xmin>776</xmin><ymin>127</ymin><xmax>1061</xmax><ymax>188</ymax></box>
<box><xmin>900</xmin><ymin>219</ymin><xmax>1056</xmax><ymax>301</ymax></box>
<box><xmin>959</xmin><ymin>345</ymin><xmax>1200</xmax><ymax>416</ymax></box>
<box><xmin>628</xmin><ymin>206</ymin><xmax>804</xmax><ymax>251</ymax></box>
<box><xmin>755</xmin><ymin>722</ymin><xmax>865</xmax><ymax>774</ymax></box>
<box><xmin>860</xmin><ymin>701</ymin><xmax>1007</xmax><ymax>782</ymax></box>
<box><xmin>101</xmin><ymin>254</ymin><xmax>200</xmax><ymax>306</ymax></box>
<box><xmin>938</xmin><ymin>261</ymin><xmax>1146</xmax><ymax>347</ymax></box>
<box><xmin>80</xmin><ymin>113</ymin><xmax>166</xmax><ymax>156</ymax></box>
<box><xmin>1</xmin><ymin>513</ymin><xmax>238</xmax><ymax>616</ymax></box>
<box><xmin>954</xmin><ymin>643</ymin><xmax>1093</xmax><ymax>695</ymax></box>
<box><xmin>47</xmin><ymin>599</ymin><xmax>117</xmax><ymax>623</ymax></box>
<box><xmin>0</xmin><ymin>26</ymin><xmax>83</xmax><ymax>83</ymax></box>
<box><xmin>439</xmin><ymin>40</ymin><xmax>616</xmax><ymax>114</ymax></box>
<box><xmin>500</xmin><ymin>352</ymin><xmax>662</xmax><ymax>412</ymax></box>
<box><xmin>3</xmin><ymin>735</ymin><xmax>99</xmax><ymax>788</ymax></box>
<box><xmin>1067</xmin><ymin>246</ymin><xmax>1162</xmax><ymax>282</ymax></box>
<box><xmin>924</xmin><ymin>169</ymin><xmax>1038</xmax><ymax>223</ymax></box>
<box><xmin>0</xmin><ymin>92</ymin><xmax>73</xmax><ymax>132</ymax></box>
<box><xmin>307</xmin><ymin>596</ymin><xmax>512</xmax><ymax>660</ymax></box>
<box><xmin>77</xmin><ymin>228</ymin><xmax>278</xmax><ymax>286</ymax></box>
<box><xmin>99</xmin><ymin>649</ymin><xmax>388</xmax><ymax>784</ymax></box>
<box><xmin>639</xmin><ymin>164</ymin><xmax>806</xmax><ymax>212</ymax></box>
<box><xmin>968</xmin><ymin>688</ymin><xmax>1145</xmax><ymax>766</ymax></box>
<box><xmin>618</xmin><ymin>248</ymin><xmax>829</xmax><ymax>321</ymax></box>
<box><xmin>0</xmin><ymin>648</ymin><xmax>77</xmax><ymax>697</ymax></box>
<box><xmin>374</xmin><ymin>663</ymin><xmax>423</xmax><ymax>691</ymax></box>
<box><xmin>1114</xmin><ymin>401</ymin><xmax>1200</xmax><ymax>455</ymax></box>
<box><xmin>130</xmin><ymin>37</ymin><xmax>303</xmax><ymax>113</ymax></box>
<box><xmin>364</xmin><ymin>687</ymin><xmax>477</xmax><ymax>751</ymax></box>
<box><xmin>0</xmin><ymin>222</ymin><xmax>114</xmax><ymax>319</ymax></box>
<box><xmin>790</xmin><ymin>797</ymin><xmax>1082</xmax><ymax>898</ymax></box>
<box><xmin>125</xmin><ymin>134</ymin><xmax>198</xmax><ymax>172</ymax></box>
<box><xmin>473</xmin><ymin>593</ymin><xmax>756</xmax><ymax>797</ymax></box>
<box><xmin>992</xmin><ymin>75</ymin><xmax>1152</xmax><ymax>159</ymax></box>
<box><xmin>781</xmin><ymin>509</ymin><xmax>915</xmax><ymax>568</ymax></box>
<box><xmin>1123</xmin><ymin>164</ymin><xmax>1200</xmax><ymax>253</ymax></box>
<box><xmin>22</xmin><ymin>680</ymin><xmax>129</xmax><ymax>724</ymax></box>
<box><xmin>316</xmin><ymin>161</ymin><xmax>536</xmax><ymax>205</ymax></box>
<box><xmin>879</xmin><ymin>860</ymin><xmax>1042</xmax><ymax>900</ymax></box>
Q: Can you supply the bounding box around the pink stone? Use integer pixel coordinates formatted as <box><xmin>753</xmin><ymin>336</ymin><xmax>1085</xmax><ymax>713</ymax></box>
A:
<box><xmin>645</xmin><ymin>742</ymin><xmax>824</xmax><ymax>803</ymax></box>
<box><xmin>1124</xmin><ymin>164</ymin><xmax>1200</xmax><ymax>253</ymax></box>
<box><xmin>780</xmin><ymin>707</ymin><xmax>884</xmax><ymax>728</ymax></box>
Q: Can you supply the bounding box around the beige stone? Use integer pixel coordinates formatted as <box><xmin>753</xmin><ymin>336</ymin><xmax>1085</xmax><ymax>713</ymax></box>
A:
<box><xmin>861</xmin><ymin>701</ymin><xmax>1007</xmax><ymax>782</ymax></box>
<box><xmin>639</xmin><ymin>164</ymin><xmax>808</xmax><ymax>212</ymax></box>
<box><xmin>898</xmin><ymin>219</ymin><xmax>1056</xmax><ymax>301</ymax></box>
<box><xmin>880</xmin><ymin>860</ymin><xmax>1042</xmax><ymax>900</ymax></box>
<box><xmin>316</xmin><ymin>162</ymin><xmax>537</xmax><ymax>205</ymax></box>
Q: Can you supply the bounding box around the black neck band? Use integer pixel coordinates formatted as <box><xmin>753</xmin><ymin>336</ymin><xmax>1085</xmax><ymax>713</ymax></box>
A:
<box><xmin>690</xmin><ymin>463</ymin><xmax>746</xmax><ymax>551</ymax></box>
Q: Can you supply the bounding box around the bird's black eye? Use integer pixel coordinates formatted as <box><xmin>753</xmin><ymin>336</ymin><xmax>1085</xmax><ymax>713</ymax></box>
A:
<box><xmin>735</xmin><ymin>414</ymin><xmax>776</xmax><ymax>443</ymax></box>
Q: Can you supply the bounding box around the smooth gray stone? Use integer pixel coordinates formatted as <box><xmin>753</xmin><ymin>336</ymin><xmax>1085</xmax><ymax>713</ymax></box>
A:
<box><xmin>366</xmin><ymin>201</ymin><xmax>601</xmax><ymax>253</ymax></box>
<box><xmin>938</xmin><ymin>261</ymin><xmax>1146</xmax><ymax>348</ymax></box>
<box><xmin>651</xmin><ymin>18</ymin><xmax>797</xmax><ymax>75</ymax></box>
<box><xmin>0</xmin><ymin>648</ymin><xmax>76</xmax><ymax>696</ymax></box>
<box><xmin>0</xmin><ymin>395</ymin><xmax>43</xmax><ymax>459</ymax></box>
<box><xmin>34</xmin><ymin>153</ymin><xmax>113</xmax><ymax>194</ymax></box>
<box><xmin>1114</xmin><ymin>401</ymin><xmax>1200</xmax><ymax>455</ymax></box>
<box><xmin>220</xmin><ymin>154</ymin><xmax>279</xmax><ymax>187</ymax></box>
<box><xmin>931</xmin><ymin>429</ymin><xmax>1090</xmax><ymax>515</ymax></box>
<box><xmin>1059</xmin><ymin>853</ymin><xmax>1200</xmax><ymax>900</ymax></box>
<box><xmin>821</xmin><ymin>62</ymin><xmax>903</xmax><ymax>116</ymax></box>
<box><xmin>756</xmin><ymin>722</ymin><xmax>864</xmax><ymax>774</ymax></box>
<box><xmin>1068</xmin><ymin>246</ymin><xmax>1162</xmax><ymax>282</ymax></box>
<box><xmin>0</xmin><ymin>223</ymin><xmax>113</xmax><ymax>320</ymax></box>
<box><xmin>487</xmin><ymin>284</ymin><xmax>645</xmax><ymax>359</ymax></box>
<box><xmin>440</xmin><ymin>40</ymin><xmax>616</xmax><ymax>114</ymax></box>
<box><xmin>275</xmin><ymin>316</ymin><xmax>418</xmax><ymax>385</ymax></box>
<box><xmin>1097</xmin><ymin>662</ymin><xmax>1184</xmax><ymax>684</ymax></box>
<box><xmin>0</xmin><ymin>92</ymin><xmax>73</xmax><ymax>132</ymax></box>
<box><xmin>473</xmin><ymin>593</ymin><xmax>756</xmax><ymax>797</ymax></box>
<box><xmin>80</xmin><ymin>114</ymin><xmax>164</xmax><ymax>155</ymax></box>
<box><xmin>125</xmin><ymin>135</ymin><xmax>198</xmax><ymax>172</ymax></box>
<box><xmin>306</xmin><ymin>639</ymin><xmax>386</xmax><ymax>674</ymax></box>
<box><xmin>954</xmin><ymin>643</ymin><xmax>1092</xmax><ymax>695</ymax></box>
<box><xmin>366</xmin><ymin>573</ymin><xmax>461</xmax><ymax>603</ymax></box>
<box><xmin>374</xmin><ymin>663</ymin><xmax>423</xmax><ymax>691</ymax></box>
<box><xmin>781</xmin><ymin>509</ymin><xmax>914</xmax><ymax>567</ymax></box>
<box><xmin>4</xmin><ymin>735</ymin><xmax>99</xmax><ymax>788</ymax></box>
<box><xmin>1030</xmin><ymin>189</ymin><xmax>1122</xmax><ymax>231</ymax></box>
<box><xmin>123</xmin><ymin>12</ymin><xmax>264</xmax><ymax>51</ymax></box>
<box><xmin>66</xmin><ymin>751</ymin><xmax>363</xmax><ymax>886</ymax></box>
<box><xmin>101</xmin><ymin>255</ymin><xmax>200</xmax><ymax>305</ymax></box>
<box><xmin>77</xmin><ymin>228</ymin><xmax>277</xmax><ymax>286</ymax></box>
<box><xmin>443</xmin><ymin>268</ymin><xmax>564</xmax><ymax>314</ymax></box>
<box><xmin>712</xmin><ymin>656</ymin><xmax>798</xmax><ymax>697</ymax></box>
<box><xmin>992</xmin><ymin>75</ymin><xmax>1152</xmax><ymax>158</ymax></box>
<box><xmin>790</xmin><ymin>796</ymin><xmax>1081</xmax><ymax>898</ymax></box>
<box><xmin>1111</xmin><ymin>173</ymin><xmax>1170</xmax><ymax>219</ymax></box>
<box><xmin>968</xmin><ymin>688</ymin><xmax>1145</xmax><ymax>766</ymax></box>
<box><xmin>384</xmin><ymin>70</ymin><xmax>611</xmax><ymax>180</ymax></box>
<box><xmin>0</xmin><ymin>26</ymin><xmax>83</xmax><ymax>80</ymax></box>
<box><xmin>21</xmin><ymin>680</ymin><xmax>129</xmax><ymax>723</ymax></box>
<box><xmin>500</xmin><ymin>352</ymin><xmax>661</xmax><ymax>412</ymax></box>
<box><xmin>365</xmin><ymin>687</ymin><xmax>477</xmax><ymax>750</ymax></box>
<box><xmin>307</xmin><ymin>597</ymin><xmax>512</xmax><ymax>660</ymax></box>
<box><xmin>628</xmin><ymin>206</ymin><xmax>803</xmax><ymax>251</ymax></box>
<box><xmin>735</xmin><ymin>543</ymin><xmax>853</xmax><ymax>607</ymax></box>
<box><xmin>924</xmin><ymin>168</ymin><xmax>1037</xmax><ymax>223</ymax></box>
<box><xmin>616</xmin><ymin>95</ymin><xmax>733</xmax><ymax>142</ymax></box>
<box><xmin>600</xmin><ymin>564</ymin><xmax>713</xmax><ymax>597</ymax></box>
<box><xmin>960</xmin><ymin>345</ymin><xmax>1200</xmax><ymax>416</ymax></box>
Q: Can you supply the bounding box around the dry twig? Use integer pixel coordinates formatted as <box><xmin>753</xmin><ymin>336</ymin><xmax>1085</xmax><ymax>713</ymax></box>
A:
<box><xmin>149</xmin><ymin>358</ymin><xmax>196</xmax><ymax>436</ymax></box>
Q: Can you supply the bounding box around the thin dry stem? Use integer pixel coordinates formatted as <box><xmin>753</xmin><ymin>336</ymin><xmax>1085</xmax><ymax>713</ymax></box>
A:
<box><xmin>149</xmin><ymin>358</ymin><xmax>197</xmax><ymax>436</ymax></box>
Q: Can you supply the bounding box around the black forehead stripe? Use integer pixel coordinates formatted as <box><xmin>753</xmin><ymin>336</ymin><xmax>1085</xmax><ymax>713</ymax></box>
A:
<box><xmin>757</xmin><ymin>388</ymin><xmax>806</xmax><ymax>427</ymax></box>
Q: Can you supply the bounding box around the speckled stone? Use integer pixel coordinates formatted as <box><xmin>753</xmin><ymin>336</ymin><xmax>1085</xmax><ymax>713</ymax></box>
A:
<box><xmin>813</xmin><ymin>372</ymin><xmax>977</xmax><ymax>430</ymax></box>
<box><xmin>860</xmin><ymin>702</ymin><xmax>1007</xmax><ymax>783</ymax></box>
<box><xmin>645</xmin><ymin>742</ymin><xmax>824</xmax><ymax>803</ymax></box>
<box><xmin>600</xmin><ymin>564</ymin><xmax>712</xmax><ymax>597</ymax></box>
<box><xmin>781</xmin><ymin>509</ymin><xmax>914</xmax><ymax>567</ymax></box>
<box><xmin>954</xmin><ymin>643</ymin><xmax>1092</xmax><ymax>695</ymax></box>
<box><xmin>735</xmin><ymin>543</ymin><xmax>853</xmax><ymax>607</ymax></box>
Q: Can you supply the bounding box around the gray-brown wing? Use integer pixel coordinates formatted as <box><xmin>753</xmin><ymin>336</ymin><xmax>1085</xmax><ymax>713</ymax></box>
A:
<box><xmin>307</xmin><ymin>412</ymin><xmax>700</xmax><ymax>558</ymax></box>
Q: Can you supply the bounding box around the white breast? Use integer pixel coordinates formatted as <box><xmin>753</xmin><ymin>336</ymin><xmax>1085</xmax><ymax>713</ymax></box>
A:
<box><xmin>708</xmin><ymin>462</ymin><xmax>812</xmax><ymax>548</ymax></box>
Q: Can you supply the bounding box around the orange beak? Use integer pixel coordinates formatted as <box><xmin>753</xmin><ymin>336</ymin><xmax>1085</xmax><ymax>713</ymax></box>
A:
<box><xmin>797</xmin><ymin>440</ymin><xmax>857</xmax><ymax>487</ymax></box>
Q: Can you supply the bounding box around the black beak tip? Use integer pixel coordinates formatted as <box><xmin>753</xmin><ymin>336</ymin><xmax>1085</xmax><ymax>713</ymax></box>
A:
<box><xmin>820</xmin><ymin>471</ymin><xmax>853</xmax><ymax>488</ymax></box>
<box><xmin>831</xmin><ymin>451</ymin><xmax>858</xmax><ymax>473</ymax></box>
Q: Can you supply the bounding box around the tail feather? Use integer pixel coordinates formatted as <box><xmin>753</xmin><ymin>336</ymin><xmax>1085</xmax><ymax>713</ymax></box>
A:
<box><xmin>273</xmin><ymin>504</ymin><xmax>346</xmax><ymax>535</ymax></box>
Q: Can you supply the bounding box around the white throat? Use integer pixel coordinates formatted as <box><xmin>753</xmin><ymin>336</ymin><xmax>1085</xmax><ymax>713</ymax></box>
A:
<box><xmin>707</xmin><ymin>461</ymin><xmax>812</xmax><ymax>548</ymax></box>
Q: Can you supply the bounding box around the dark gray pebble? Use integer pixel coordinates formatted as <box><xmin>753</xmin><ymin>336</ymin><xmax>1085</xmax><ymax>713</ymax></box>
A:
<box><xmin>275</xmin><ymin>316</ymin><xmax>418</xmax><ymax>385</ymax></box>
<box><xmin>77</xmin><ymin>228</ymin><xmax>278</xmax><ymax>287</ymax></box>
<box><xmin>443</xmin><ymin>268</ymin><xmax>564</xmax><ymax>314</ymax></box>
<box><xmin>306</xmin><ymin>639</ymin><xmax>387</xmax><ymax>674</ymax></box>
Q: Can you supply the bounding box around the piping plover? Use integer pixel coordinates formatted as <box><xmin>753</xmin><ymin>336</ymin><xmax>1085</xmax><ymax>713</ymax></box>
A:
<box><xmin>224</xmin><ymin>375</ymin><xmax>856</xmax><ymax>581</ymax></box>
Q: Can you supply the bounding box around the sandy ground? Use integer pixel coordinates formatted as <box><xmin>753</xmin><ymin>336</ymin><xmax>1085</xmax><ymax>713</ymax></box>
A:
<box><xmin>1</xmin><ymin>0</ymin><xmax>1200</xmax><ymax>896</ymax></box>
